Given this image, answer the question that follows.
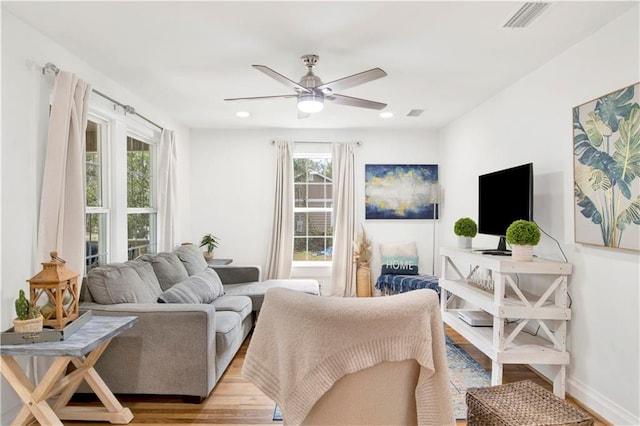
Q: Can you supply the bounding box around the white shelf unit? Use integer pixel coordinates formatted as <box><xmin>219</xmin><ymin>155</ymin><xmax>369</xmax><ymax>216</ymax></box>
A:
<box><xmin>439</xmin><ymin>247</ymin><xmax>572</xmax><ymax>398</ymax></box>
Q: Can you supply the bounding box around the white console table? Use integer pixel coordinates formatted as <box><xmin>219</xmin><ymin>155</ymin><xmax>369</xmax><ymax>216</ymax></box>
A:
<box><xmin>439</xmin><ymin>247</ymin><xmax>572</xmax><ymax>398</ymax></box>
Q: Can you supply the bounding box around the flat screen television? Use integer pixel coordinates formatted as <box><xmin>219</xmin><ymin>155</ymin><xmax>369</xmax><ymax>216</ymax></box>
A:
<box><xmin>478</xmin><ymin>163</ymin><xmax>533</xmax><ymax>253</ymax></box>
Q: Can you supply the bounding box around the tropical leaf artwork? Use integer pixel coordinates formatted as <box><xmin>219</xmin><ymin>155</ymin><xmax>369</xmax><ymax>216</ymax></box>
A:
<box><xmin>573</xmin><ymin>82</ymin><xmax>640</xmax><ymax>251</ymax></box>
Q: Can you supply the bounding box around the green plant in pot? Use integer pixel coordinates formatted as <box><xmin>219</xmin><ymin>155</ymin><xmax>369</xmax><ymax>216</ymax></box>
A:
<box><xmin>454</xmin><ymin>217</ymin><xmax>477</xmax><ymax>249</ymax></box>
<box><xmin>200</xmin><ymin>233</ymin><xmax>220</xmax><ymax>260</ymax></box>
<box><xmin>13</xmin><ymin>289</ymin><xmax>43</xmax><ymax>333</ymax></box>
<box><xmin>506</xmin><ymin>220</ymin><xmax>540</xmax><ymax>262</ymax></box>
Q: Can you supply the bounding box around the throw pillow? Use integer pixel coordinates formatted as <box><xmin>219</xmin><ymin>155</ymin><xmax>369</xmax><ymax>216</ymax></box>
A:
<box><xmin>381</xmin><ymin>256</ymin><xmax>419</xmax><ymax>275</ymax></box>
<box><xmin>174</xmin><ymin>244</ymin><xmax>208</xmax><ymax>275</ymax></box>
<box><xmin>157</xmin><ymin>268</ymin><xmax>225</xmax><ymax>304</ymax></box>
<box><xmin>379</xmin><ymin>241</ymin><xmax>417</xmax><ymax>258</ymax></box>
<box><xmin>139</xmin><ymin>252</ymin><xmax>189</xmax><ymax>291</ymax></box>
<box><xmin>87</xmin><ymin>260</ymin><xmax>163</xmax><ymax>304</ymax></box>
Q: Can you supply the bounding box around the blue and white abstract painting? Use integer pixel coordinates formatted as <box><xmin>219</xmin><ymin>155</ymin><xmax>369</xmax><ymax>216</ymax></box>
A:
<box><xmin>365</xmin><ymin>164</ymin><xmax>438</xmax><ymax>219</ymax></box>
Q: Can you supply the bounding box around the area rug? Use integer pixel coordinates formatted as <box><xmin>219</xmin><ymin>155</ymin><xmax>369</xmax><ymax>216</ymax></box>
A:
<box><xmin>273</xmin><ymin>404</ymin><xmax>282</xmax><ymax>421</ymax></box>
<box><xmin>273</xmin><ymin>335</ymin><xmax>490</xmax><ymax>421</ymax></box>
<box><xmin>445</xmin><ymin>335</ymin><xmax>491</xmax><ymax>419</ymax></box>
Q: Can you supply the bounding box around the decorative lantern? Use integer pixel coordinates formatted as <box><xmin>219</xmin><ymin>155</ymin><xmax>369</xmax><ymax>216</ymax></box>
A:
<box><xmin>27</xmin><ymin>251</ymin><xmax>79</xmax><ymax>329</ymax></box>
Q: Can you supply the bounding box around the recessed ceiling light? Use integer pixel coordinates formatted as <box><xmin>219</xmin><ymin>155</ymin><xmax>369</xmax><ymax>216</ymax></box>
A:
<box><xmin>380</xmin><ymin>112</ymin><xmax>394</xmax><ymax>118</ymax></box>
<box><xmin>236</xmin><ymin>111</ymin><xmax>250</xmax><ymax>118</ymax></box>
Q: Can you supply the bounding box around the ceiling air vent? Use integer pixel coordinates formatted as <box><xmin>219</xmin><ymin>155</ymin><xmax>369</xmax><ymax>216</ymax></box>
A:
<box><xmin>502</xmin><ymin>2</ymin><xmax>550</xmax><ymax>28</ymax></box>
<box><xmin>407</xmin><ymin>109</ymin><xmax>424</xmax><ymax>117</ymax></box>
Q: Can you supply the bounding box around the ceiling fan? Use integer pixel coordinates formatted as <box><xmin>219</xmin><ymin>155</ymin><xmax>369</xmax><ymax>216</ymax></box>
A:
<box><xmin>224</xmin><ymin>54</ymin><xmax>387</xmax><ymax>117</ymax></box>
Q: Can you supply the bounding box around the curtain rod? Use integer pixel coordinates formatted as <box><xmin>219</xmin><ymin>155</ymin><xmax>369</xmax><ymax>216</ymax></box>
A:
<box><xmin>271</xmin><ymin>141</ymin><xmax>361</xmax><ymax>146</ymax></box>
<box><xmin>42</xmin><ymin>62</ymin><xmax>164</xmax><ymax>131</ymax></box>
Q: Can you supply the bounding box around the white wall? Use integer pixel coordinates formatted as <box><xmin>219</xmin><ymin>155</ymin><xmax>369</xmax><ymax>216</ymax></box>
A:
<box><xmin>0</xmin><ymin>10</ymin><xmax>191</xmax><ymax>422</ymax></box>
<box><xmin>189</xmin><ymin>128</ymin><xmax>439</xmax><ymax>292</ymax></box>
<box><xmin>439</xmin><ymin>7</ymin><xmax>639</xmax><ymax>424</ymax></box>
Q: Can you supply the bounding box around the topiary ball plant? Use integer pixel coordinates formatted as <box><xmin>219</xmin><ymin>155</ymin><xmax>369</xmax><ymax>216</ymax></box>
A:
<box><xmin>454</xmin><ymin>217</ymin><xmax>478</xmax><ymax>238</ymax></box>
<box><xmin>506</xmin><ymin>220</ymin><xmax>540</xmax><ymax>246</ymax></box>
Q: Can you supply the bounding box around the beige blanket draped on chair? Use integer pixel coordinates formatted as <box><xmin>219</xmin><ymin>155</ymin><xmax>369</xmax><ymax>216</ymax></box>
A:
<box><xmin>243</xmin><ymin>288</ymin><xmax>455</xmax><ymax>425</ymax></box>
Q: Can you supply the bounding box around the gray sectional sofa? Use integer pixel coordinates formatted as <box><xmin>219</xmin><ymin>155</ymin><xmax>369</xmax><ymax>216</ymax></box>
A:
<box><xmin>77</xmin><ymin>244</ymin><xmax>319</xmax><ymax>400</ymax></box>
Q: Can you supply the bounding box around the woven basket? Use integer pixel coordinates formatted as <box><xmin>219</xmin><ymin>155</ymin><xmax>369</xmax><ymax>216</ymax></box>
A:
<box><xmin>13</xmin><ymin>316</ymin><xmax>43</xmax><ymax>333</ymax></box>
<box><xmin>466</xmin><ymin>380</ymin><xmax>594</xmax><ymax>426</ymax></box>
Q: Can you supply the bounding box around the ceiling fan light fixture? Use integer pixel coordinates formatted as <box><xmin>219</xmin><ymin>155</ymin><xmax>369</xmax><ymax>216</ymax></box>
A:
<box><xmin>227</xmin><ymin>55</ymin><xmax>387</xmax><ymax>114</ymax></box>
<box><xmin>298</xmin><ymin>93</ymin><xmax>324</xmax><ymax>113</ymax></box>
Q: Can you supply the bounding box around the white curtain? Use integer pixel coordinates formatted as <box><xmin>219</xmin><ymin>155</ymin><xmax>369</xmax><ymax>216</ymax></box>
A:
<box><xmin>157</xmin><ymin>129</ymin><xmax>178</xmax><ymax>251</ymax></box>
<box><xmin>329</xmin><ymin>142</ymin><xmax>357</xmax><ymax>296</ymax></box>
<box><xmin>265</xmin><ymin>141</ymin><xmax>294</xmax><ymax>279</ymax></box>
<box><xmin>37</xmin><ymin>71</ymin><xmax>91</xmax><ymax>279</ymax></box>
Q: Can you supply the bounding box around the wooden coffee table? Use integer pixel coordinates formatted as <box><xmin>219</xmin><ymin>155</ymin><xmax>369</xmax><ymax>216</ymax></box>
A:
<box><xmin>0</xmin><ymin>315</ymin><xmax>137</xmax><ymax>425</ymax></box>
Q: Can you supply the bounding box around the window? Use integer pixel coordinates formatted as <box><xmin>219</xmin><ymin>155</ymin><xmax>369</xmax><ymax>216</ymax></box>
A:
<box><xmin>126</xmin><ymin>136</ymin><xmax>157</xmax><ymax>259</ymax></box>
<box><xmin>293</xmin><ymin>153</ymin><xmax>333</xmax><ymax>262</ymax></box>
<box><xmin>84</xmin><ymin>102</ymin><xmax>159</xmax><ymax>270</ymax></box>
<box><xmin>85</xmin><ymin>118</ymin><xmax>109</xmax><ymax>271</ymax></box>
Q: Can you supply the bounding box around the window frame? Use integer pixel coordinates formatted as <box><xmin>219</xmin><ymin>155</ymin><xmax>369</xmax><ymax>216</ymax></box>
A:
<box><xmin>84</xmin><ymin>113</ymin><xmax>111</xmax><ymax>272</ymax></box>
<box><xmin>125</xmin><ymin>131</ymin><xmax>158</xmax><ymax>260</ymax></box>
<box><xmin>85</xmin><ymin>97</ymin><xmax>161</xmax><ymax>266</ymax></box>
<box><xmin>292</xmin><ymin>149</ymin><xmax>333</xmax><ymax>266</ymax></box>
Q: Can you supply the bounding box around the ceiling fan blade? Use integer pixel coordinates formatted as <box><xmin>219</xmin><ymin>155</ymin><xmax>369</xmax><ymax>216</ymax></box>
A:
<box><xmin>315</xmin><ymin>68</ymin><xmax>387</xmax><ymax>93</ymax></box>
<box><xmin>252</xmin><ymin>65</ymin><xmax>311</xmax><ymax>93</ymax></box>
<box><xmin>327</xmin><ymin>94</ymin><xmax>387</xmax><ymax>110</ymax></box>
<box><xmin>224</xmin><ymin>94</ymin><xmax>298</xmax><ymax>101</ymax></box>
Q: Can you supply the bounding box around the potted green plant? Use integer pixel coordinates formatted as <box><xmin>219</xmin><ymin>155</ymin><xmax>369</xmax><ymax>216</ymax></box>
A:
<box><xmin>506</xmin><ymin>219</ymin><xmax>540</xmax><ymax>261</ymax></box>
<box><xmin>200</xmin><ymin>233</ymin><xmax>220</xmax><ymax>260</ymax></box>
<box><xmin>13</xmin><ymin>289</ymin><xmax>43</xmax><ymax>333</ymax></box>
<box><xmin>454</xmin><ymin>217</ymin><xmax>477</xmax><ymax>249</ymax></box>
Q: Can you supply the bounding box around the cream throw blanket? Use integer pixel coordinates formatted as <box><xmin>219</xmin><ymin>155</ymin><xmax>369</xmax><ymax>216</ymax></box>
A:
<box><xmin>243</xmin><ymin>288</ymin><xmax>455</xmax><ymax>425</ymax></box>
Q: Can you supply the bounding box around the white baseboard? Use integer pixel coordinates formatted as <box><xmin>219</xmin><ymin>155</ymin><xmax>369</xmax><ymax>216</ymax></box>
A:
<box><xmin>567</xmin><ymin>376</ymin><xmax>640</xmax><ymax>425</ymax></box>
<box><xmin>527</xmin><ymin>365</ymin><xmax>639</xmax><ymax>425</ymax></box>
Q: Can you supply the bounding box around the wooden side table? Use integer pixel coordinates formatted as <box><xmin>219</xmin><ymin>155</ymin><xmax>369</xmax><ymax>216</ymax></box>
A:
<box><xmin>0</xmin><ymin>315</ymin><xmax>137</xmax><ymax>425</ymax></box>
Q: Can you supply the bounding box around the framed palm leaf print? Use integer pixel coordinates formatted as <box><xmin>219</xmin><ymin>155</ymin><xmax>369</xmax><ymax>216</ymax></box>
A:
<box><xmin>573</xmin><ymin>82</ymin><xmax>640</xmax><ymax>251</ymax></box>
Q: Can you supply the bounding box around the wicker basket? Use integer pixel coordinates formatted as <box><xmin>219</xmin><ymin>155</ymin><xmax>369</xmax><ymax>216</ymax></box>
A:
<box><xmin>13</xmin><ymin>316</ymin><xmax>43</xmax><ymax>333</ymax></box>
<box><xmin>466</xmin><ymin>380</ymin><xmax>594</xmax><ymax>426</ymax></box>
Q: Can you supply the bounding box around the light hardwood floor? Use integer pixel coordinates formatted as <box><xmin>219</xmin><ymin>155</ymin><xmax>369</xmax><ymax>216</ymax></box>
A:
<box><xmin>68</xmin><ymin>326</ymin><xmax>607</xmax><ymax>425</ymax></box>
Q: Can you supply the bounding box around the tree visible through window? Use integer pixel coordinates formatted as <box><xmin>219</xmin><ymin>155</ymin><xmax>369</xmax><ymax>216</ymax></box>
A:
<box><xmin>293</xmin><ymin>155</ymin><xmax>333</xmax><ymax>261</ymax></box>
<box><xmin>127</xmin><ymin>136</ymin><xmax>157</xmax><ymax>259</ymax></box>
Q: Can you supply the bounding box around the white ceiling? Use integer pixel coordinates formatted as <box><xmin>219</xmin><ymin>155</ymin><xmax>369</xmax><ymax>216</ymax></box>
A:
<box><xmin>3</xmin><ymin>1</ymin><xmax>636</xmax><ymax>130</ymax></box>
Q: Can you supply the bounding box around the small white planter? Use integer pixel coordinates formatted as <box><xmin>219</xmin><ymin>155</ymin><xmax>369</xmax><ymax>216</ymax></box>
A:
<box><xmin>457</xmin><ymin>236</ymin><xmax>472</xmax><ymax>249</ymax></box>
<box><xmin>511</xmin><ymin>244</ymin><xmax>533</xmax><ymax>262</ymax></box>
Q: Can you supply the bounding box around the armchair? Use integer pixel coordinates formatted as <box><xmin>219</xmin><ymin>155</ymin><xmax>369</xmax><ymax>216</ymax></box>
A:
<box><xmin>243</xmin><ymin>288</ymin><xmax>455</xmax><ymax>425</ymax></box>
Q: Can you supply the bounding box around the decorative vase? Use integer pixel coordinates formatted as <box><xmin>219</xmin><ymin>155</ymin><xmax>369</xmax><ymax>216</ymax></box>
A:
<box><xmin>457</xmin><ymin>236</ymin><xmax>472</xmax><ymax>249</ymax></box>
<box><xmin>356</xmin><ymin>265</ymin><xmax>372</xmax><ymax>297</ymax></box>
<box><xmin>511</xmin><ymin>244</ymin><xmax>533</xmax><ymax>262</ymax></box>
<box><xmin>204</xmin><ymin>251</ymin><xmax>214</xmax><ymax>261</ymax></box>
<box><xmin>13</xmin><ymin>316</ymin><xmax>43</xmax><ymax>333</ymax></box>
